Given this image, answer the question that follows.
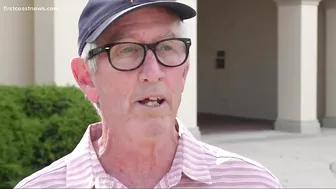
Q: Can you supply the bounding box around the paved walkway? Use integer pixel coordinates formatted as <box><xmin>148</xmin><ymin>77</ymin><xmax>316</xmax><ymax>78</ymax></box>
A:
<box><xmin>200</xmin><ymin>128</ymin><xmax>336</xmax><ymax>188</ymax></box>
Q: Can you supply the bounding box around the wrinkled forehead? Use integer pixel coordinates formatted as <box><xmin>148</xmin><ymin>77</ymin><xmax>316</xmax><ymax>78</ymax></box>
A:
<box><xmin>96</xmin><ymin>6</ymin><xmax>183</xmax><ymax>44</ymax></box>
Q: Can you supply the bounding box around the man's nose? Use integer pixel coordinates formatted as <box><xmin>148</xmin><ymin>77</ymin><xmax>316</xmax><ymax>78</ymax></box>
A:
<box><xmin>138</xmin><ymin>50</ymin><xmax>165</xmax><ymax>83</ymax></box>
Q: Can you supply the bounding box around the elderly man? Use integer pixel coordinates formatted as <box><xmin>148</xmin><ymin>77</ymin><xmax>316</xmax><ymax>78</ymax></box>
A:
<box><xmin>15</xmin><ymin>0</ymin><xmax>282</xmax><ymax>188</ymax></box>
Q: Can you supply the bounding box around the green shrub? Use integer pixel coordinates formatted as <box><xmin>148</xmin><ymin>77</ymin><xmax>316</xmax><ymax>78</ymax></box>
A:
<box><xmin>0</xmin><ymin>85</ymin><xmax>100</xmax><ymax>188</ymax></box>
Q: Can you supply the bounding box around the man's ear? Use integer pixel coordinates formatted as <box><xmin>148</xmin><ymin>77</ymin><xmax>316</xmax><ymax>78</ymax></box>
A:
<box><xmin>181</xmin><ymin>63</ymin><xmax>190</xmax><ymax>92</ymax></box>
<box><xmin>71</xmin><ymin>57</ymin><xmax>99</xmax><ymax>103</ymax></box>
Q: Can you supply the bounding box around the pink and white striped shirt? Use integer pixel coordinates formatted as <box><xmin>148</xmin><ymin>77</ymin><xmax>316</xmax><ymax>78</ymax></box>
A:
<box><xmin>15</xmin><ymin>118</ymin><xmax>282</xmax><ymax>188</ymax></box>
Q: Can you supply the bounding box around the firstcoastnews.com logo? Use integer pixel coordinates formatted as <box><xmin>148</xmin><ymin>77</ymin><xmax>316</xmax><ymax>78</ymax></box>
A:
<box><xmin>3</xmin><ymin>6</ymin><xmax>58</xmax><ymax>12</ymax></box>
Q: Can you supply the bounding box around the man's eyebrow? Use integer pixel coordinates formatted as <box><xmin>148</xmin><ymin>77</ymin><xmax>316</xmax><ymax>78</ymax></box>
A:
<box><xmin>161</xmin><ymin>32</ymin><xmax>177</xmax><ymax>38</ymax></box>
<box><xmin>105</xmin><ymin>31</ymin><xmax>179</xmax><ymax>43</ymax></box>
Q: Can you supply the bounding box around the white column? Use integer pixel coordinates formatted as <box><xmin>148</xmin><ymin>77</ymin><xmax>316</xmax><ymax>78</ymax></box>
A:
<box><xmin>274</xmin><ymin>0</ymin><xmax>321</xmax><ymax>134</ymax></box>
<box><xmin>34</xmin><ymin>0</ymin><xmax>55</xmax><ymax>85</ymax></box>
<box><xmin>0</xmin><ymin>0</ymin><xmax>34</xmax><ymax>85</ymax></box>
<box><xmin>176</xmin><ymin>0</ymin><xmax>200</xmax><ymax>138</ymax></box>
<box><xmin>323</xmin><ymin>0</ymin><xmax>336</xmax><ymax>128</ymax></box>
<box><xmin>34</xmin><ymin>0</ymin><xmax>85</xmax><ymax>86</ymax></box>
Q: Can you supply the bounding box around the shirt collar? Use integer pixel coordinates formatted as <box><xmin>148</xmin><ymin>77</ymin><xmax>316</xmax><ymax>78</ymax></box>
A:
<box><xmin>65</xmin><ymin>118</ymin><xmax>212</xmax><ymax>188</ymax></box>
<box><xmin>176</xmin><ymin>118</ymin><xmax>212</xmax><ymax>185</ymax></box>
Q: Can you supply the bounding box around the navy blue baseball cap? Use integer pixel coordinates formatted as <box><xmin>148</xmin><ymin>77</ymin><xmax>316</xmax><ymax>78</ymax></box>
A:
<box><xmin>77</xmin><ymin>0</ymin><xmax>197</xmax><ymax>56</ymax></box>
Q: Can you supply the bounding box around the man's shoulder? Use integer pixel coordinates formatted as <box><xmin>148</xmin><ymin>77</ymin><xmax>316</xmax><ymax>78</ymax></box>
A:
<box><xmin>14</xmin><ymin>155</ymin><xmax>68</xmax><ymax>188</ymax></box>
<box><xmin>198</xmin><ymin>141</ymin><xmax>282</xmax><ymax>188</ymax></box>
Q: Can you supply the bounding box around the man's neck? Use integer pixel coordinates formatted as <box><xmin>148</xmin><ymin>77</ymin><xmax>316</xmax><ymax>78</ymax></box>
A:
<box><xmin>92</xmin><ymin>121</ymin><xmax>179</xmax><ymax>188</ymax></box>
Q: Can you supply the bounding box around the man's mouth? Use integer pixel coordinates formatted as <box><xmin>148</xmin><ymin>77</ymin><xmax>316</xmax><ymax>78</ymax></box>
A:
<box><xmin>137</xmin><ymin>97</ymin><xmax>166</xmax><ymax>107</ymax></box>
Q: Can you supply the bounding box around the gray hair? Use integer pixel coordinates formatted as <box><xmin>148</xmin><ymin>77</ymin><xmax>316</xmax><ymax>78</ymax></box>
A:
<box><xmin>81</xmin><ymin>42</ymin><xmax>98</xmax><ymax>73</ymax></box>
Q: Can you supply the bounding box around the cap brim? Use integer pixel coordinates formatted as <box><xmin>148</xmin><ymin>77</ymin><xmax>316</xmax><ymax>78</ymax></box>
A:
<box><xmin>86</xmin><ymin>1</ymin><xmax>196</xmax><ymax>43</ymax></box>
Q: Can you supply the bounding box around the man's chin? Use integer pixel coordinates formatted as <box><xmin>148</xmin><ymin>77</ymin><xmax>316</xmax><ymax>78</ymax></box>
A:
<box><xmin>137</xmin><ymin>112</ymin><xmax>171</xmax><ymax>119</ymax></box>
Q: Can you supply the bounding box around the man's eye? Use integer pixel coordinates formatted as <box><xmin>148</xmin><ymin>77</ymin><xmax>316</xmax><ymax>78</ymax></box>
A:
<box><xmin>159</xmin><ymin>45</ymin><xmax>172</xmax><ymax>51</ymax></box>
<box><xmin>121</xmin><ymin>47</ymin><xmax>134</xmax><ymax>53</ymax></box>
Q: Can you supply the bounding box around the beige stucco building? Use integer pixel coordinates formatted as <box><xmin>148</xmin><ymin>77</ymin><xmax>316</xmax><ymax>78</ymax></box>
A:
<box><xmin>1</xmin><ymin>0</ymin><xmax>336</xmax><ymax>137</ymax></box>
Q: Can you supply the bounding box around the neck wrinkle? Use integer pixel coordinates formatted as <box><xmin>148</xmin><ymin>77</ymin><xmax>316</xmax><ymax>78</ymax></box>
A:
<box><xmin>92</xmin><ymin>120</ymin><xmax>179</xmax><ymax>187</ymax></box>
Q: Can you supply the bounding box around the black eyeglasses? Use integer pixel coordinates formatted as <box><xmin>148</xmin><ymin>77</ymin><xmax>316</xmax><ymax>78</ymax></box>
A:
<box><xmin>87</xmin><ymin>38</ymin><xmax>191</xmax><ymax>71</ymax></box>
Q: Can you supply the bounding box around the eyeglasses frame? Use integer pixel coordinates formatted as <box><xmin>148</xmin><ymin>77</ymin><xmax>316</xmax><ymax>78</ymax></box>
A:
<box><xmin>87</xmin><ymin>37</ymin><xmax>192</xmax><ymax>71</ymax></box>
